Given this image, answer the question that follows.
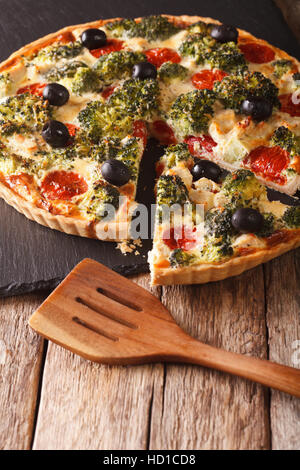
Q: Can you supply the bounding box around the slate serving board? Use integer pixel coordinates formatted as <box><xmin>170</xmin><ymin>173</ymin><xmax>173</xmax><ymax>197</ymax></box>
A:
<box><xmin>0</xmin><ymin>0</ymin><xmax>299</xmax><ymax>296</ymax></box>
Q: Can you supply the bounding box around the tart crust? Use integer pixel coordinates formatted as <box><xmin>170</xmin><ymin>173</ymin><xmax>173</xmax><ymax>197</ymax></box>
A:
<box><xmin>150</xmin><ymin>230</ymin><xmax>300</xmax><ymax>285</ymax></box>
<box><xmin>0</xmin><ymin>15</ymin><xmax>299</xmax><ymax>241</ymax></box>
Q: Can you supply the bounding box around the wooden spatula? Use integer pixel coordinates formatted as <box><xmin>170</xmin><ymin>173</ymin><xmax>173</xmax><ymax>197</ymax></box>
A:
<box><xmin>29</xmin><ymin>258</ymin><xmax>300</xmax><ymax>397</ymax></box>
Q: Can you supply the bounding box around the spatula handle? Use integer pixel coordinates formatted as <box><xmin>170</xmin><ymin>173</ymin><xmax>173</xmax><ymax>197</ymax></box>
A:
<box><xmin>173</xmin><ymin>339</ymin><xmax>300</xmax><ymax>398</ymax></box>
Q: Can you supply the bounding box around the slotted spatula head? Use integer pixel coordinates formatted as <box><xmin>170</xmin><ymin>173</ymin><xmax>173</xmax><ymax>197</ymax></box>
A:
<box><xmin>29</xmin><ymin>259</ymin><xmax>300</xmax><ymax>397</ymax></box>
<box><xmin>29</xmin><ymin>259</ymin><xmax>187</xmax><ymax>364</ymax></box>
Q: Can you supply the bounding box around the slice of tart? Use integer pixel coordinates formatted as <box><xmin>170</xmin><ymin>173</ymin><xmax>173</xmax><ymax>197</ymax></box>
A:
<box><xmin>149</xmin><ymin>143</ymin><xmax>300</xmax><ymax>285</ymax></box>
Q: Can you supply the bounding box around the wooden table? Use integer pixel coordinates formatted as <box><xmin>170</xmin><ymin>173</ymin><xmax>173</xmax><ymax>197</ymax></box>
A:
<box><xmin>1</xmin><ymin>251</ymin><xmax>299</xmax><ymax>450</ymax></box>
<box><xmin>1</xmin><ymin>1</ymin><xmax>300</xmax><ymax>451</ymax></box>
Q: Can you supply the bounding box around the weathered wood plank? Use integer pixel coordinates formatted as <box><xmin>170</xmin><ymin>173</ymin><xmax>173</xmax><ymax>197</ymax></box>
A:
<box><xmin>6</xmin><ymin>260</ymin><xmax>299</xmax><ymax>450</ymax></box>
<box><xmin>264</xmin><ymin>249</ymin><xmax>300</xmax><ymax>450</ymax></box>
<box><xmin>32</xmin><ymin>274</ymin><xmax>164</xmax><ymax>450</ymax></box>
<box><xmin>150</xmin><ymin>268</ymin><xmax>270</xmax><ymax>450</ymax></box>
<box><xmin>0</xmin><ymin>293</ymin><xmax>45</xmax><ymax>450</ymax></box>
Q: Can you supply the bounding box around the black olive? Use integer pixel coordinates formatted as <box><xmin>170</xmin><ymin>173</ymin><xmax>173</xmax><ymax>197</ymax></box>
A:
<box><xmin>240</xmin><ymin>96</ymin><xmax>273</xmax><ymax>121</ymax></box>
<box><xmin>43</xmin><ymin>83</ymin><xmax>69</xmax><ymax>106</ymax></box>
<box><xmin>101</xmin><ymin>159</ymin><xmax>131</xmax><ymax>187</ymax></box>
<box><xmin>81</xmin><ymin>28</ymin><xmax>107</xmax><ymax>50</ymax></box>
<box><xmin>210</xmin><ymin>24</ymin><xmax>238</xmax><ymax>43</ymax></box>
<box><xmin>191</xmin><ymin>159</ymin><xmax>222</xmax><ymax>183</ymax></box>
<box><xmin>231</xmin><ymin>208</ymin><xmax>264</xmax><ymax>233</ymax></box>
<box><xmin>132</xmin><ymin>62</ymin><xmax>157</xmax><ymax>80</ymax></box>
<box><xmin>42</xmin><ymin>120</ymin><xmax>70</xmax><ymax>148</ymax></box>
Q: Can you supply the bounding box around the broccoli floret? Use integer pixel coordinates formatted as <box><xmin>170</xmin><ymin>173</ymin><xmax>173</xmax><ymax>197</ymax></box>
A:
<box><xmin>78</xmin><ymin>79</ymin><xmax>158</xmax><ymax>142</ymax></box>
<box><xmin>168</xmin><ymin>89</ymin><xmax>216</xmax><ymax>137</ymax></box>
<box><xmin>169</xmin><ymin>248</ymin><xmax>196</xmax><ymax>267</ymax></box>
<box><xmin>76</xmin><ymin>135</ymin><xmax>140</xmax><ymax>178</ymax></box>
<box><xmin>179</xmin><ymin>33</ymin><xmax>247</xmax><ymax>73</ymax></box>
<box><xmin>271</xmin><ymin>126</ymin><xmax>294</xmax><ymax>152</ymax></box>
<box><xmin>85</xmin><ymin>137</ymin><xmax>124</xmax><ymax>163</ymax></box>
<box><xmin>45</xmin><ymin>61</ymin><xmax>89</xmax><ymax>81</ymax></box>
<box><xmin>282</xmin><ymin>206</ymin><xmax>300</xmax><ymax>228</ymax></box>
<box><xmin>31</xmin><ymin>134</ymin><xmax>139</xmax><ymax>180</ymax></box>
<box><xmin>0</xmin><ymin>93</ymin><xmax>52</xmax><ymax>135</ymax></box>
<box><xmin>44</xmin><ymin>129</ymin><xmax>92</xmax><ymax>162</ymax></box>
<box><xmin>77</xmin><ymin>100</ymin><xmax>133</xmax><ymax>142</ymax></box>
<box><xmin>0</xmin><ymin>147</ymin><xmax>28</xmax><ymax>174</ymax></box>
<box><xmin>156</xmin><ymin>174</ymin><xmax>188</xmax><ymax>206</ymax></box>
<box><xmin>45</xmin><ymin>61</ymin><xmax>101</xmax><ymax>95</ymax></box>
<box><xmin>85</xmin><ymin>181</ymin><xmax>120</xmax><ymax>220</ymax></box>
<box><xmin>270</xmin><ymin>126</ymin><xmax>300</xmax><ymax>157</ymax></box>
<box><xmin>214</xmin><ymin>71</ymin><xmax>280</xmax><ymax>112</ymax></box>
<box><xmin>114</xmin><ymin>137</ymin><xmax>141</xmax><ymax>180</ymax></box>
<box><xmin>255</xmin><ymin>213</ymin><xmax>275</xmax><ymax>237</ymax></box>
<box><xmin>137</xmin><ymin>15</ymin><xmax>180</xmax><ymax>41</ymax></box>
<box><xmin>93</xmin><ymin>51</ymin><xmax>146</xmax><ymax>84</ymax></box>
<box><xmin>221</xmin><ymin>170</ymin><xmax>265</xmax><ymax>206</ymax></box>
<box><xmin>71</xmin><ymin>67</ymin><xmax>101</xmax><ymax>95</ymax></box>
<box><xmin>158</xmin><ymin>62</ymin><xmax>189</xmax><ymax>83</ymax></box>
<box><xmin>163</xmin><ymin>143</ymin><xmax>193</xmax><ymax>168</ymax></box>
<box><xmin>105</xmin><ymin>15</ymin><xmax>180</xmax><ymax>41</ymax></box>
<box><xmin>11</xmin><ymin>150</ymin><xmax>68</xmax><ymax>180</ymax></box>
<box><xmin>27</xmin><ymin>149</ymin><xmax>76</xmax><ymax>176</ymax></box>
<box><xmin>272</xmin><ymin>59</ymin><xmax>294</xmax><ymax>79</ymax></box>
<box><xmin>244</xmin><ymin>71</ymin><xmax>281</xmax><ymax>107</ymax></box>
<box><xmin>34</xmin><ymin>41</ymin><xmax>83</xmax><ymax>62</ymax></box>
<box><xmin>202</xmin><ymin>235</ymin><xmax>234</xmax><ymax>261</ymax></box>
<box><xmin>205</xmin><ymin>207</ymin><xmax>235</xmax><ymax>238</ymax></box>
<box><xmin>179</xmin><ymin>34</ymin><xmax>207</xmax><ymax>59</ymax></box>
<box><xmin>105</xmin><ymin>18</ymin><xmax>138</xmax><ymax>38</ymax></box>
<box><xmin>56</xmin><ymin>130</ymin><xmax>120</xmax><ymax>163</ymax></box>
<box><xmin>208</xmin><ymin>42</ymin><xmax>247</xmax><ymax>73</ymax></box>
<box><xmin>187</xmin><ymin>20</ymin><xmax>214</xmax><ymax>35</ymax></box>
<box><xmin>108</xmin><ymin>78</ymin><xmax>159</xmax><ymax>119</ymax></box>
<box><xmin>204</xmin><ymin>207</ymin><xmax>235</xmax><ymax>258</ymax></box>
<box><xmin>0</xmin><ymin>121</ymin><xmax>28</xmax><ymax>137</ymax></box>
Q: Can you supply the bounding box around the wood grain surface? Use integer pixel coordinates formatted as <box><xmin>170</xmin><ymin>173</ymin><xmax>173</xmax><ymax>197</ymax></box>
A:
<box><xmin>0</xmin><ymin>293</ymin><xmax>45</xmax><ymax>449</ymax></box>
<box><xmin>0</xmin><ymin>0</ymin><xmax>299</xmax><ymax>450</ymax></box>
<box><xmin>1</xmin><ymin>260</ymin><xmax>299</xmax><ymax>450</ymax></box>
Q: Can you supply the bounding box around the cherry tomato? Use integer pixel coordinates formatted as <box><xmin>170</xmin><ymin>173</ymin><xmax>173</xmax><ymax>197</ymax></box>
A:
<box><xmin>101</xmin><ymin>85</ymin><xmax>117</xmax><ymax>100</ymax></box>
<box><xmin>64</xmin><ymin>123</ymin><xmax>79</xmax><ymax>146</ymax></box>
<box><xmin>6</xmin><ymin>173</ymin><xmax>33</xmax><ymax>195</ymax></box>
<box><xmin>244</xmin><ymin>145</ymin><xmax>289</xmax><ymax>185</ymax></box>
<box><xmin>65</xmin><ymin>123</ymin><xmax>79</xmax><ymax>137</ymax></box>
<box><xmin>279</xmin><ymin>93</ymin><xmax>300</xmax><ymax>117</ymax></box>
<box><xmin>184</xmin><ymin>135</ymin><xmax>217</xmax><ymax>157</ymax></box>
<box><xmin>41</xmin><ymin>171</ymin><xmax>88</xmax><ymax>200</ymax></box>
<box><xmin>17</xmin><ymin>83</ymin><xmax>46</xmax><ymax>97</ymax></box>
<box><xmin>90</xmin><ymin>39</ymin><xmax>124</xmax><ymax>57</ymax></box>
<box><xmin>163</xmin><ymin>226</ymin><xmax>197</xmax><ymax>251</ymax></box>
<box><xmin>191</xmin><ymin>69</ymin><xmax>227</xmax><ymax>90</ymax></box>
<box><xmin>239</xmin><ymin>42</ymin><xmax>275</xmax><ymax>64</ymax></box>
<box><xmin>132</xmin><ymin>120</ymin><xmax>148</xmax><ymax>147</ymax></box>
<box><xmin>56</xmin><ymin>32</ymin><xmax>75</xmax><ymax>43</ymax></box>
<box><xmin>145</xmin><ymin>48</ymin><xmax>181</xmax><ymax>68</ymax></box>
<box><xmin>151</xmin><ymin>120</ymin><xmax>177</xmax><ymax>145</ymax></box>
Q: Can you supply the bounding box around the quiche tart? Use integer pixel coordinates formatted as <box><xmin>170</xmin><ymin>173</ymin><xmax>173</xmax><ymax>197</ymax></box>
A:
<box><xmin>0</xmin><ymin>14</ymin><xmax>299</xmax><ymax>283</ymax></box>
